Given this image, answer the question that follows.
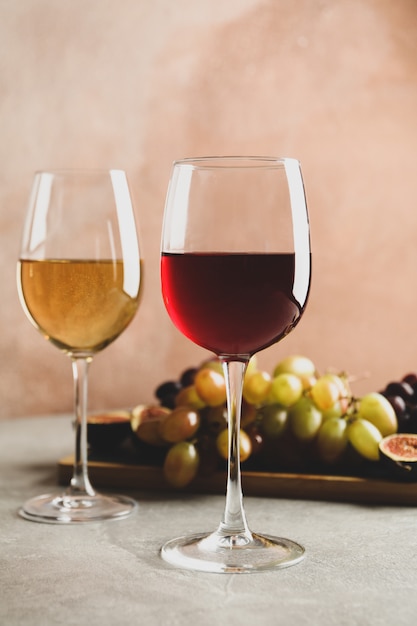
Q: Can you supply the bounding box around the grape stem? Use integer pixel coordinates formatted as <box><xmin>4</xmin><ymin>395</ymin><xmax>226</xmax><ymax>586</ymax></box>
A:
<box><xmin>215</xmin><ymin>359</ymin><xmax>252</xmax><ymax>544</ymax></box>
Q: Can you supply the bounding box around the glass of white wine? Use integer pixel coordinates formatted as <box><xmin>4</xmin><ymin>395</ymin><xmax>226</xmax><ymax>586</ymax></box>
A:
<box><xmin>17</xmin><ymin>169</ymin><xmax>142</xmax><ymax>523</ymax></box>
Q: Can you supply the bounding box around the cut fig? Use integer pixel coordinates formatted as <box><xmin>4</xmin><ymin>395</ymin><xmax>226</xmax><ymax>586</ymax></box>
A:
<box><xmin>87</xmin><ymin>410</ymin><xmax>132</xmax><ymax>453</ymax></box>
<box><xmin>379</xmin><ymin>433</ymin><xmax>417</xmax><ymax>481</ymax></box>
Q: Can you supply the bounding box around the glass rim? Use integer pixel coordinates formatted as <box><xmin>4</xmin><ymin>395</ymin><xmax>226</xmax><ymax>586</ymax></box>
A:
<box><xmin>172</xmin><ymin>156</ymin><xmax>300</xmax><ymax>169</ymax></box>
<box><xmin>33</xmin><ymin>168</ymin><xmax>127</xmax><ymax>176</ymax></box>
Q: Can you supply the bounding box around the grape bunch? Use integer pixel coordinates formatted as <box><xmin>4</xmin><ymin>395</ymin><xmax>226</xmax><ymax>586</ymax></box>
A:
<box><xmin>128</xmin><ymin>355</ymin><xmax>417</xmax><ymax>488</ymax></box>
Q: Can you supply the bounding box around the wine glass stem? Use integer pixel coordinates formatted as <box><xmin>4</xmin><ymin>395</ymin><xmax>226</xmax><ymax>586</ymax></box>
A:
<box><xmin>218</xmin><ymin>359</ymin><xmax>252</xmax><ymax>540</ymax></box>
<box><xmin>67</xmin><ymin>357</ymin><xmax>96</xmax><ymax>498</ymax></box>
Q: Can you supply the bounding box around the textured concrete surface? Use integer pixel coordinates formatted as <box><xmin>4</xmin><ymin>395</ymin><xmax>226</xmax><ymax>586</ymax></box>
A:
<box><xmin>1</xmin><ymin>414</ymin><xmax>417</xmax><ymax>625</ymax></box>
<box><xmin>1</xmin><ymin>0</ymin><xmax>417</xmax><ymax>419</ymax></box>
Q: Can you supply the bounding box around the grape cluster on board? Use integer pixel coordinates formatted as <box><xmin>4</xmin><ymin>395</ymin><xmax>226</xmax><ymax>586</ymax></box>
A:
<box><xmin>118</xmin><ymin>355</ymin><xmax>417</xmax><ymax>488</ymax></box>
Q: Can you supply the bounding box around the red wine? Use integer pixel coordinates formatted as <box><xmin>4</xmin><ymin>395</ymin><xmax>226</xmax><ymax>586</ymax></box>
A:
<box><xmin>161</xmin><ymin>252</ymin><xmax>310</xmax><ymax>357</ymax></box>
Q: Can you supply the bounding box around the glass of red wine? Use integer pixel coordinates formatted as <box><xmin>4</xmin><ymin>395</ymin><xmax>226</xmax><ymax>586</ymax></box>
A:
<box><xmin>160</xmin><ymin>157</ymin><xmax>311</xmax><ymax>573</ymax></box>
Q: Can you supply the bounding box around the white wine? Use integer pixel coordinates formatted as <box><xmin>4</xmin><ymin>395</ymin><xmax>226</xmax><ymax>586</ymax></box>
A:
<box><xmin>18</xmin><ymin>259</ymin><xmax>141</xmax><ymax>356</ymax></box>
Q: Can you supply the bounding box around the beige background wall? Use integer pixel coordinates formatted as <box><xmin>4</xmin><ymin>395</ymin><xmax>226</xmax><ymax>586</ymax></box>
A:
<box><xmin>1</xmin><ymin>0</ymin><xmax>417</xmax><ymax>419</ymax></box>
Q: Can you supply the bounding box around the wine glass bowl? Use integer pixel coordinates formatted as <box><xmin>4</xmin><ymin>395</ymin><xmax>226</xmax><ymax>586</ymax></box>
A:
<box><xmin>17</xmin><ymin>169</ymin><xmax>142</xmax><ymax>523</ymax></box>
<box><xmin>160</xmin><ymin>157</ymin><xmax>311</xmax><ymax>572</ymax></box>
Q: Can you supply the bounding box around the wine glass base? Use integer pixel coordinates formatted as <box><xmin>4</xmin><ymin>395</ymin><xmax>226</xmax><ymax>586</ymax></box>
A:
<box><xmin>19</xmin><ymin>492</ymin><xmax>137</xmax><ymax>524</ymax></box>
<box><xmin>161</xmin><ymin>531</ymin><xmax>305</xmax><ymax>573</ymax></box>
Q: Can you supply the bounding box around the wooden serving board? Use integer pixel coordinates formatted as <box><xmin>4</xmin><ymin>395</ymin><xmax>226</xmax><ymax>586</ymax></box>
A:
<box><xmin>58</xmin><ymin>455</ymin><xmax>417</xmax><ymax>506</ymax></box>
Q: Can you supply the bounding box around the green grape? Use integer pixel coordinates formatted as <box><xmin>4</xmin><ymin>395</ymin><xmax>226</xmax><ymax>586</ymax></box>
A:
<box><xmin>245</xmin><ymin>355</ymin><xmax>258</xmax><ymax>377</ymax></box>
<box><xmin>268</xmin><ymin>372</ymin><xmax>303</xmax><ymax>407</ymax></box>
<box><xmin>202</xmin><ymin>405</ymin><xmax>228</xmax><ymax>436</ymax></box>
<box><xmin>347</xmin><ymin>418</ymin><xmax>382</xmax><ymax>461</ymax></box>
<box><xmin>200</xmin><ymin>357</ymin><xmax>223</xmax><ymax>375</ymax></box>
<box><xmin>131</xmin><ymin>404</ymin><xmax>170</xmax><ymax>446</ymax></box>
<box><xmin>317</xmin><ymin>417</ymin><xmax>348</xmax><ymax>463</ymax></box>
<box><xmin>241</xmin><ymin>399</ymin><xmax>257</xmax><ymax>428</ymax></box>
<box><xmin>357</xmin><ymin>392</ymin><xmax>398</xmax><ymax>437</ymax></box>
<box><xmin>289</xmin><ymin>396</ymin><xmax>322</xmax><ymax>441</ymax></box>
<box><xmin>158</xmin><ymin>407</ymin><xmax>200</xmax><ymax>443</ymax></box>
<box><xmin>174</xmin><ymin>384</ymin><xmax>206</xmax><ymax>409</ymax></box>
<box><xmin>194</xmin><ymin>367</ymin><xmax>227</xmax><ymax>407</ymax></box>
<box><xmin>321</xmin><ymin>399</ymin><xmax>347</xmax><ymax>421</ymax></box>
<box><xmin>310</xmin><ymin>374</ymin><xmax>341</xmax><ymax>411</ymax></box>
<box><xmin>163</xmin><ymin>441</ymin><xmax>200</xmax><ymax>488</ymax></box>
<box><xmin>243</xmin><ymin>370</ymin><xmax>272</xmax><ymax>405</ymax></box>
<box><xmin>330</xmin><ymin>372</ymin><xmax>352</xmax><ymax>401</ymax></box>
<box><xmin>216</xmin><ymin>428</ymin><xmax>252</xmax><ymax>462</ymax></box>
<box><xmin>273</xmin><ymin>355</ymin><xmax>317</xmax><ymax>390</ymax></box>
<box><xmin>259</xmin><ymin>404</ymin><xmax>288</xmax><ymax>438</ymax></box>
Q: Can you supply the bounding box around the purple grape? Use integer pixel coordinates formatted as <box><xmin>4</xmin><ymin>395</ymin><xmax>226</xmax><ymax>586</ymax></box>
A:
<box><xmin>179</xmin><ymin>367</ymin><xmax>198</xmax><ymax>388</ymax></box>
<box><xmin>406</xmin><ymin>406</ymin><xmax>417</xmax><ymax>434</ymax></box>
<box><xmin>385</xmin><ymin>395</ymin><xmax>407</xmax><ymax>419</ymax></box>
<box><xmin>402</xmin><ymin>373</ymin><xmax>417</xmax><ymax>388</ymax></box>
<box><xmin>384</xmin><ymin>381</ymin><xmax>415</xmax><ymax>402</ymax></box>
<box><xmin>155</xmin><ymin>380</ymin><xmax>181</xmax><ymax>408</ymax></box>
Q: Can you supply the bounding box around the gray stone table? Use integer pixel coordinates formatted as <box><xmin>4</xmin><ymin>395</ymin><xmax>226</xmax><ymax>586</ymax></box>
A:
<box><xmin>1</xmin><ymin>414</ymin><xmax>417</xmax><ymax>626</ymax></box>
